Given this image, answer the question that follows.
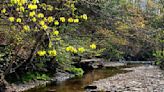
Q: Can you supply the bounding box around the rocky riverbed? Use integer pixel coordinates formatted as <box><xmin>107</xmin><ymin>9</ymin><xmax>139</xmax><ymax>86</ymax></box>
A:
<box><xmin>87</xmin><ymin>65</ymin><xmax>164</xmax><ymax>92</ymax></box>
<box><xmin>8</xmin><ymin>62</ymin><xmax>126</xmax><ymax>92</ymax></box>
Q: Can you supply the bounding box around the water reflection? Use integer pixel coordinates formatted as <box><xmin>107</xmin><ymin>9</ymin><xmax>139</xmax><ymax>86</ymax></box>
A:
<box><xmin>26</xmin><ymin>67</ymin><xmax>131</xmax><ymax>92</ymax></box>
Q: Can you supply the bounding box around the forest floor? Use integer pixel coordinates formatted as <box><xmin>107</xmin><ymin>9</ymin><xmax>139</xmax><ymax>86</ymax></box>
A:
<box><xmin>88</xmin><ymin>65</ymin><xmax>164</xmax><ymax>92</ymax></box>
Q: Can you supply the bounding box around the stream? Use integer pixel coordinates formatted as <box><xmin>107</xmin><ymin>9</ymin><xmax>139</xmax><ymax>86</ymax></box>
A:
<box><xmin>25</xmin><ymin>64</ymin><xmax>137</xmax><ymax>92</ymax></box>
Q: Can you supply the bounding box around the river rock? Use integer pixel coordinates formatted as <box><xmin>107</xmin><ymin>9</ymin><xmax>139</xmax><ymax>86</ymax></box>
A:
<box><xmin>84</xmin><ymin>85</ymin><xmax>97</xmax><ymax>89</ymax></box>
<box><xmin>87</xmin><ymin>65</ymin><xmax>164</xmax><ymax>92</ymax></box>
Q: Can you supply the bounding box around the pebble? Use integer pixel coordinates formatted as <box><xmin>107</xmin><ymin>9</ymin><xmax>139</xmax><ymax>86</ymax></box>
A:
<box><xmin>87</xmin><ymin>65</ymin><xmax>164</xmax><ymax>92</ymax></box>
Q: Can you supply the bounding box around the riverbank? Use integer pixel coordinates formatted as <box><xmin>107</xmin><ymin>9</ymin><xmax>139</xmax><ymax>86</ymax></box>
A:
<box><xmin>1</xmin><ymin>61</ymin><xmax>157</xmax><ymax>92</ymax></box>
<box><xmin>8</xmin><ymin>62</ymin><xmax>156</xmax><ymax>92</ymax></box>
<box><xmin>12</xmin><ymin>72</ymin><xmax>75</xmax><ymax>92</ymax></box>
<box><xmin>87</xmin><ymin>65</ymin><xmax>164</xmax><ymax>92</ymax></box>
<box><xmin>12</xmin><ymin>62</ymin><xmax>127</xmax><ymax>92</ymax></box>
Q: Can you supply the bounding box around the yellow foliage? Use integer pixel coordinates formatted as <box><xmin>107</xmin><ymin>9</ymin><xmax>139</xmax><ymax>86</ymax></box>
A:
<box><xmin>28</xmin><ymin>4</ymin><xmax>37</xmax><ymax>10</ymax></box>
<box><xmin>32</xmin><ymin>17</ymin><xmax>37</xmax><ymax>22</ymax></box>
<box><xmin>37</xmin><ymin>50</ymin><xmax>46</xmax><ymax>56</ymax></box>
<box><xmin>18</xmin><ymin>0</ymin><xmax>27</xmax><ymax>5</ymax></box>
<box><xmin>60</xmin><ymin>17</ymin><xmax>66</xmax><ymax>22</ymax></box>
<box><xmin>47</xmin><ymin>16</ymin><xmax>54</xmax><ymax>23</ymax></box>
<box><xmin>47</xmin><ymin>5</ymin><xmax>53</xmax><ymax>11</ymax></box>
<box><xmin>29</xmin><ymin>11</ymin><xmax>35</xmax><ymax>17</ymax></box>
<box><xmin>8</xmin><ymin>17</ymin><xmax>15</xmax><ymax>22</ymax></box>
<box><xmin>16</xmin><ymin>18</ymin><xmax>22</xmax><ymax>23</ymax></box>
<box><xmin>32</xmin><ymin>0</ymin><xmax>39</xmax><ymax>4</ymax></box>
<box><xmin>20</xmin><ymin>6</ymin><xmax>25</xmax><ymax>12</ymax></box>
<box><xmin>116</xmin><ymin>22</ymin><xmax>129</xmax><ymax>30</ymax></box>
<box><xmin>23</xmin><ymin>25</ymin><xmax>30</xmax><ymax>31</ymax></box>
<box><xmin>68</xmin><ymin>18</ymin><xmax>74</xmax><ymax>23</ymax></box>
<box><xmin>1</xmin><ymin>8</ymin><xmax>6</xmax><ymax>13</ymax></box>
<box><xmin>10</xmin><ymin>0</ymin><xmax>27</xmax><ymax>6</ymax></box>
<box><xmin>72</xmin><ymin>48</ymin><xmax>77</xmax><ymax>53</ymax></box>
<box><xmin>54</xmin><ymin>20</ymin><xmax>59</xmax><ymax>25</ymax></box>
<box><xmin>2</xmin><ymin>0</ymin><xmax>89</xmax><ymax>58</ymax></box>
<box><xmin>53</xmin><ymin>30</ymin><xmax>59</xmax><ymax>36</ymax></box>
<box><xmin>66</xmin><ymin>46</ymin><xmax>77</xmax><ymax>53</ymax></box>
<box><xmin>54</xmin><ymin>37</ymin><xmax>61</xmax><ymax>41</ymax></box>
<box><xmin>37</xmin><ymin>13</ymin><xmax>44</xmax><ymax>18</ymax></box>
<box><xmin>90</xmin><ymin>44</ymin><xmax>96</xmax><ymax>49</ymax></box>
<box><xmin>78</xmin><ymin>47</ymin><xmax>85</xmax><ymax>53</ymax></box>
<box><xmin>73</xmin><ymin>19</ymin><xmax>79</xmax><ymax>23</ymax></box>
<box><xmin>66</xmin><ymin>46</ymin><xmax>73</xmax><ymax>52</ymax></box>
<box><xmin>10</xmin><ymin>0</ymin><xmax>17</xmax><ymax>4</ymax></box>
<box><xmin>81</xmin><ymin>14</ymin><xmax>88</xmax><ymax>20</ymax></box>
<box><xmin>96</xmin><ymin>29</ymin><xmax>128</xmax><ymax>46</ymax></box>
<box><xmin>48</xmin><ymin>49</ymin><xmax>57</xmax><ymax>56</ymax></box>
<box><xmin>42</xmin><ymin>25</ymin><xmax>48</xmax><ymax>30</ymax></box>
<box><xmin>39</xmin><ymin>20</ymin><xmax>45</xmax><ymax>26</ymax></box>
<box><xmin>131</xmin><ymin>16</ymin><xmax>146</xmax><ymax>28</ymax></box>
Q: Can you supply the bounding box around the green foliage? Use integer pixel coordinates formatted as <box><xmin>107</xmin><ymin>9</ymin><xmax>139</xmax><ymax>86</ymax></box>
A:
<box><xmin>0</xmin><ymin>45</ymin><xmax>10</xmax><ymax>61</ymax></box>
<box><xmin>0</xmin><ymin>45</ymin><xmax>13</xmax><ymax>72</ymax></box>
<box><xmin>54</xmin><ymin>39</ymin><xmax>73</xmax><ymax>69</ymax></box>
<box><xmin>153</xmin><ymin>51</ymin><xmax>164</xmax><ymax>62</ymax></box>
<box><xmin>155</xmin><ymin>61</ymin><xmax>161</xmax><ymax>65</ymax></box>
<box><xmin>0</xmin><ymin>0</ymin><xmax>163</xmax><ymax>88</ymax></box>
<box><xmin>86</xmin><ymin>47</ymin><xmax>105</xmax><ymax>58</ymax></box>
<box><xmin>66</xmin><ymin>67</ymin><xmax>84</xmax><ymax>77</ymax></box>
<box><xmin>102</xmin><ymin>46</ymin><xmax>124</xmax><ymax>61</ymax></box>
<box><xmin>0</xmin><ymin>0</ymin><xmax>90</xmax><ymax>80</ymax></box>
<box><xmin>21</xmin><ymin>72</ymin><xmax>50</xmax><ymax>82</ymax></box>
<box><xmin>36</xmin><ymin>73</ymin><xmax>50</xmax><ymax>81</ymax></box>
<box><xmin>153</xmin><ymin>29</ymin><xmax>164</xmax><ymax>64</ymax></box>
<box><xmin>79</xmin><ymin>0</ymin><xmax>163</xmax><ymax>61</ymax></box>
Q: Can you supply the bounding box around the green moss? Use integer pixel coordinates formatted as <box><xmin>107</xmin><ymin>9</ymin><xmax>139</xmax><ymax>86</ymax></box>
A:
<box><xmin>66</xmin><ymin>67</ymin><xmax>84</xmax><ymax>77</ymax></box>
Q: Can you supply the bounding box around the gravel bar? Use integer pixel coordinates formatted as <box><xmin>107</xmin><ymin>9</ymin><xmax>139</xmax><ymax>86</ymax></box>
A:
<box><xmin>87</xmin><ymin>65</ymin><xmax>164</xmax><ymax>92</ymax></box>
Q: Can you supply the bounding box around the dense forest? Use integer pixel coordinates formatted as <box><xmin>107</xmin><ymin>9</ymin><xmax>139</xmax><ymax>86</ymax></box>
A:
<box><xmin>0</xmin><ymin>0</ymin><xmax>163</xmax><ymax>92</ymax></box>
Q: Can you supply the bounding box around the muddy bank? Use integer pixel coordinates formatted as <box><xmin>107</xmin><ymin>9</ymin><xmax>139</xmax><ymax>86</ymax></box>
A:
<box><xmin>87</xmin><ymin>65</ymin><xmax>164</xmax><ymax>92</ymax></box>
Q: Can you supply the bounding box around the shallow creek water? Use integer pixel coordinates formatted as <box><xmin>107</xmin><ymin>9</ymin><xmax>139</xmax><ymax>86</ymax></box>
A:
<box><xmin>25</xmin><ymin>65</ymin><xmax>137</xmax><ymax>92</ymax></box>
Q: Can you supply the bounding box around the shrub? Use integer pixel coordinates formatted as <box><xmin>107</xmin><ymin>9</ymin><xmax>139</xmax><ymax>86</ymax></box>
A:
<box><xmin>0</xmin><ymin>0</ymin><xmax>94</xmax><ymax>88</ymax></box>
<box><xmin>21</xmin><ymin>72</ymin><xmax>50</xmax><ymax>82</ymax></box>
<box><xmin>66</xmin><ymin>67</ymin><xmax>84</xmax><ymax>77</ymax></box>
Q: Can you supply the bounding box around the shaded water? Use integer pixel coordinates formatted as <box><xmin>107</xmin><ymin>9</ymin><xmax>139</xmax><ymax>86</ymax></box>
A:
<box><xmin>25</xmin><ymin>65</ymin><xmax>136</xmax><ymax>92</ymax></box>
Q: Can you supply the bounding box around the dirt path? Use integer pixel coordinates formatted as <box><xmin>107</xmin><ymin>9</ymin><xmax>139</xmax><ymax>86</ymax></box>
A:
<box><xmin>87</xmin><ymin>65</ymin><xmax>164</xmax><ymax>92</ymax></box>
